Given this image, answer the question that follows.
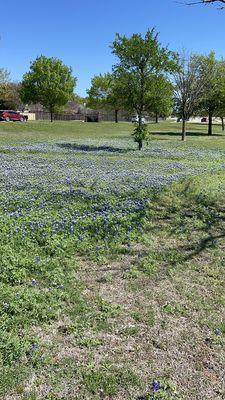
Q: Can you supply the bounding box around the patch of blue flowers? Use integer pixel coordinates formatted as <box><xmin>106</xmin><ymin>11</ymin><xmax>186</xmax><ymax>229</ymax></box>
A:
<box><xmin>0</xmin><ymin>139</ymin><xmax>224</xmax><ymax>249</ymax></box>
<box><xmin>0</xmin><ymin>137</ymin><xmax>224</xmax><ymax>373</ymax></box>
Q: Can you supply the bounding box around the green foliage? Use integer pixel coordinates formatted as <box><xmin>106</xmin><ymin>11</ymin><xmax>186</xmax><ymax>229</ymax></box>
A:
<box><xmin>86</xmin><ymin>72</ymin><xmax>124</xmax><ymax>121</ymax></box>
<box><xmin>20</xmin><ymin>56</ymin><xmax>76</xmax><ymax>120</ymax></box>
<box><xmin>173</xmin><ymin>52</ymin><xmax>207</xmax><ymax>140</ymax></box>
<box><xmin>111</xmin><ymin>28</ymin><xmax>179</xmax><ymax>116</ymax></box>
<box><xmin>146</xmin><ymin>75</ymin><xmax>174</xmax><ymax>120</ymax></box>
<box><xmin>132</xmin><ymin>123</ymin><xmax>149</xmax><ymax>149</ymax></box>
<box><xmin>150</xmin><ymin>379</ymin><xmax>182</xmax><ymax>399</ymax></box>
<box><xmin>193</xmin><ymin>52</ymin><xmax>225</xmax><ymax>133</ymax></box>
<box><xmin>87</xmin><ymin>73</ymin><xmax>112</xmax><ymax>110</ymax></box>
<box><xmin>81</xmin><ymin>363</ymin><xmax>141</xmax><ymax>397</ymax></box>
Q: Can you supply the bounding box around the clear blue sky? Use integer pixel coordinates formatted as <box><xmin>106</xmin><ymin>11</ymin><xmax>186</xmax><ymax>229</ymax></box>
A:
<box><xmin>1</xmin><ymin>0</ymin><xmax>225</xmax><ymax>96</ymax></box>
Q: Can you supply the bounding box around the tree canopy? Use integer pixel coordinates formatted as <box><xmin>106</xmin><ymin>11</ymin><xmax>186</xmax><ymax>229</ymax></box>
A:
<box><xmin>193</xmin><ymin>52</ymin><xmax>225</xmax><ymax>135</ymax></box>
<box><xmin>87</xmin><ymin>73</ymin><xmax>125</xmax><ymax>122</ymax></box>
<box><xmin>111</xmin><ymin>28</ymin><xmax>179</xmax><ymax>149</ymax></box>
<box><xmin>146</xmin><ymin>75</ymin><xmax>174</xmax><ymax>123</ymax></box>
<box><xmin>20</xmin><ymin>56</ymin><xmax>76</xmax><ymax>121</ymax></box>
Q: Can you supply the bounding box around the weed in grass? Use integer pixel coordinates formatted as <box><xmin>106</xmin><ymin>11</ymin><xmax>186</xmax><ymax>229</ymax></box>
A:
<box><xmin>141</xmin><ymin>255</ymin><xmax>158</xmax><ymax>275</ymax></box>
<box><xmin>80</xmin><ymin>362</ymin><xmax>142</xmax><ymax>397</ymax></box>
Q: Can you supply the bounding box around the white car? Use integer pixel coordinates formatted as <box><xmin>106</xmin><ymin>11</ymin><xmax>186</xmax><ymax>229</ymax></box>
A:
<box><xmin>131</xmin><ymin>115</ymin><xmax>146</xmax><ymax>123</ymax></box>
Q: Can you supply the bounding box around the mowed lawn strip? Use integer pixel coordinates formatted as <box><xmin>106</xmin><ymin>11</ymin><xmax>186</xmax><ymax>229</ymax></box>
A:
<box><xmin>0</xmin><ymin>121</ymin><xmax>225</xmax><ymax>399</ymax></box>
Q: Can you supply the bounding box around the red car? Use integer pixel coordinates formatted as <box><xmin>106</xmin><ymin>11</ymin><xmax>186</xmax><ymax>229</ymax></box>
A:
<box><xmin>0</xmin><ymin>110</ymin><xmax>27</xmax><ymax>122</ymax></box>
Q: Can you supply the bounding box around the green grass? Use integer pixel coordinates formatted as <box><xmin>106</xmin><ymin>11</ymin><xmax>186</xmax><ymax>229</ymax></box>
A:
<box><xmin>0</xmin><ymin>120</ymin><xmax>225</xmax><ymax>399</ymax></box>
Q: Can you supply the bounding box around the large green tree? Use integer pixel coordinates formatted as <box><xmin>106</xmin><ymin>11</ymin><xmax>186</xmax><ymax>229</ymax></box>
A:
<box><xmin>146</xmin><ymin>75</ymin><xmax>174</xmax><ymax>123</ymax></box>
<box><xmin>87</xmin><ymin>73</ymin><xmax>123</xmax><ymax>123</ymax></box>
<box><xmin>194</xmin><ymin>53</ymin><xmax>225</xmax><ymax>135</ymax></box>
<box><xmin>20</xmin><ymin>56</ymin><xmax>76</xmax><ymax>122</ymax></box>
<box><xmin>111</xmin><ymin>29</ymin><xmax>179</xmax><ymax>149</ymax></box>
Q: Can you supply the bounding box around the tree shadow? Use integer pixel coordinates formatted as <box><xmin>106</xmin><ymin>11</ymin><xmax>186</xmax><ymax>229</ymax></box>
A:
<box><xmin>56</xmin><ymin>142</ymin><xmax>131</xmax><ymax>153</ymax></box>
<box><xmin>180</xmin><ymin>232</ymin><xmax>225</xmax><ymax>261</ymax></box>
<box><xmin>150</xmin><ymin>181</ymin><xmax>225</xmax><ymax>265</ymax></box>
<box><xmin>151</xmin><ymin>131</ymin><xmax>223</xmax><ymax>137</ymax></box>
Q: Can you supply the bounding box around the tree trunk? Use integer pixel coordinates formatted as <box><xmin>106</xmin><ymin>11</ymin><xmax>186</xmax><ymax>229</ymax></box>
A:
<box><xmin>208</xmin><ymin>111</ymin><xmax>213</xmax><ymax>135</ymax></box>
<box><xmin>182</xmin><ymin>118</ymin><xmax>186</xmax><ymax>141</ymax></box>
<box><xmin>50</xmin><ymin>106</ymin><xmax>53</xmax><ymax>123</ymax></box>
<box><xmin>138</xmin><ymin>114</ymin><xmax>142</xmax><ymax>128</ymax></box>
<box><xmin>221</xmin><ymin>117</ymin><xmax>224</xmax><ymax>131</ymax></box>
<box><xmin>155</xmin><ymin>112</ymin><xmax>159</xmax><ymax>124</ymax></box>
<box><xmin>115</xmin><ymin>109</ymin><xmax>119</xmax><ymax>123</ymax></box>
<box><xmin>138</xmin><ymin>140</ymin><xmax>143</xmax><ymax>150</ymax></box>
<box><xmin>138</xmin><ymin>103</ymin><xmax>143</xmax><ymax>149</ymax></box>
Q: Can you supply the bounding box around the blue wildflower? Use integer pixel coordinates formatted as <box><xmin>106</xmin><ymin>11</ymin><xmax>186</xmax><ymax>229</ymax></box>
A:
<box><xmin>31</xmin><ymin>343</ymin><xmax>39</xmax><ymax>350</ymax></box>
<box><xmin>152</xmin><ymin>380</ymin><xmax>160</xmax><ymax>392</ymax></box>
<box><xmin>58</xmin><ymin>284</ymin><xmax>64</xmax><ymax>290</ymax></box>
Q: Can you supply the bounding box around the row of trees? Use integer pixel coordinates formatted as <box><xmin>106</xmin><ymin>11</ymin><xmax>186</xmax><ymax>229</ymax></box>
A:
<box><xmin>174</xmin><ymin>52</ymin><xmax>225</xmax><ymax>140</ymax></box>
<box><xmin>87</xmin><ymin>31</ymin><xmax>176</xmax><ymax>126</ymax></box>
<box><xmin>87</xmin><ymin>30</ymin><xmax>225</xmax><ymax>146</ymax></box>
<box><xmin>1</xmin><ymin>28</ymin><xmax>225</xmax><ymax>149</ymax></box>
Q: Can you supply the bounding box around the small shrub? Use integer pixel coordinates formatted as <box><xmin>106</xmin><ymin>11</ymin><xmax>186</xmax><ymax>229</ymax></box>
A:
<box><xmin>132</xmin><ymin>124</ymin><xmax>149</xmax><ymax>150</ymax></box>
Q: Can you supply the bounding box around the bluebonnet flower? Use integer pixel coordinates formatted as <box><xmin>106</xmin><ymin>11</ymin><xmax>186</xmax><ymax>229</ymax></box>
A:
<box><xmin>215</xmin><ymin>329</ymin><xmax>222</xmax><ymax>336</ymax></box>
<box><xmin>31</xmin><ymin>279</ymin><xmax>38</xmax><ymax>286</ymax></box>
<box><xmin>58</xmin><ymin>284</ymin><xmax>64</xmax><ymax>290</ymax></box>
<box><xmin>3</xmin><ymin>303</ymin><xmax>10</xmax><ymax>310</ymax></box>
<box><xmin>1</xmin><ymin>138</ymin><xmax>225</xmax><ymax>266</ymax></box>
<box><xmin>152</xmin><ymin>380</ymin><xmax>160</xmax><ymax>392</ymax></box>
<box><xmin>31</xmin><ymin>343</ymin><xmax>39</xmax><ymax>350</ymax></box>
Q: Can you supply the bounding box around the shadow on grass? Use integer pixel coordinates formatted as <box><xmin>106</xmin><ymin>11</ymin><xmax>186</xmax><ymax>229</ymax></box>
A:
<box><xmin>56</xmin><ymin>142</ymin><xmax>131</xmax><ymax>153</ymax></box>
<box><xmin>181</xmin><ymin>232</ymin><xmax>225</xmax><ymax>261</ymax></box>
<box><xmin>150</xmin><ymin>181</ymin><xmax>225</xmax><ymax>265</ymax></box>
<box><xmin>150</xmin><ymin>131</ymin><xmax>223</xmax><ymax>137</ymax></box>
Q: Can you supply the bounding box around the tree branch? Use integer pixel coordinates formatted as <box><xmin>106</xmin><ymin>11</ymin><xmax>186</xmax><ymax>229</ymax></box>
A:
<box><xmin>185</xmin><ymin>0</ymin><xmax>225</xmax><ymax>7</ymax></box>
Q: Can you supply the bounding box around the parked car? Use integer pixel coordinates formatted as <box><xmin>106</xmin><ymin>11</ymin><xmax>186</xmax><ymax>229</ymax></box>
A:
<box><xmin>131</xmin><ymin>115</ymin><xmax>146</xmax><ymax>123</ymax></box>
<box><xmin>177</xmin><ymin>117</ymin><xmax>189</xmax><ymax>122</ymax></box>
<box><xmin>0</xmin><ymin>110</ymin><xmax>27</xmax><ymax>122</ymax></box>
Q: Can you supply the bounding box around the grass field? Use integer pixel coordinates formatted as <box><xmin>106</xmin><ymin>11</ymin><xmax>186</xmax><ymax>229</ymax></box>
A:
<box><xmin>1</xmin><ymin>120</ymin><xmax>225</xmax><ymax>399</ymax></box>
